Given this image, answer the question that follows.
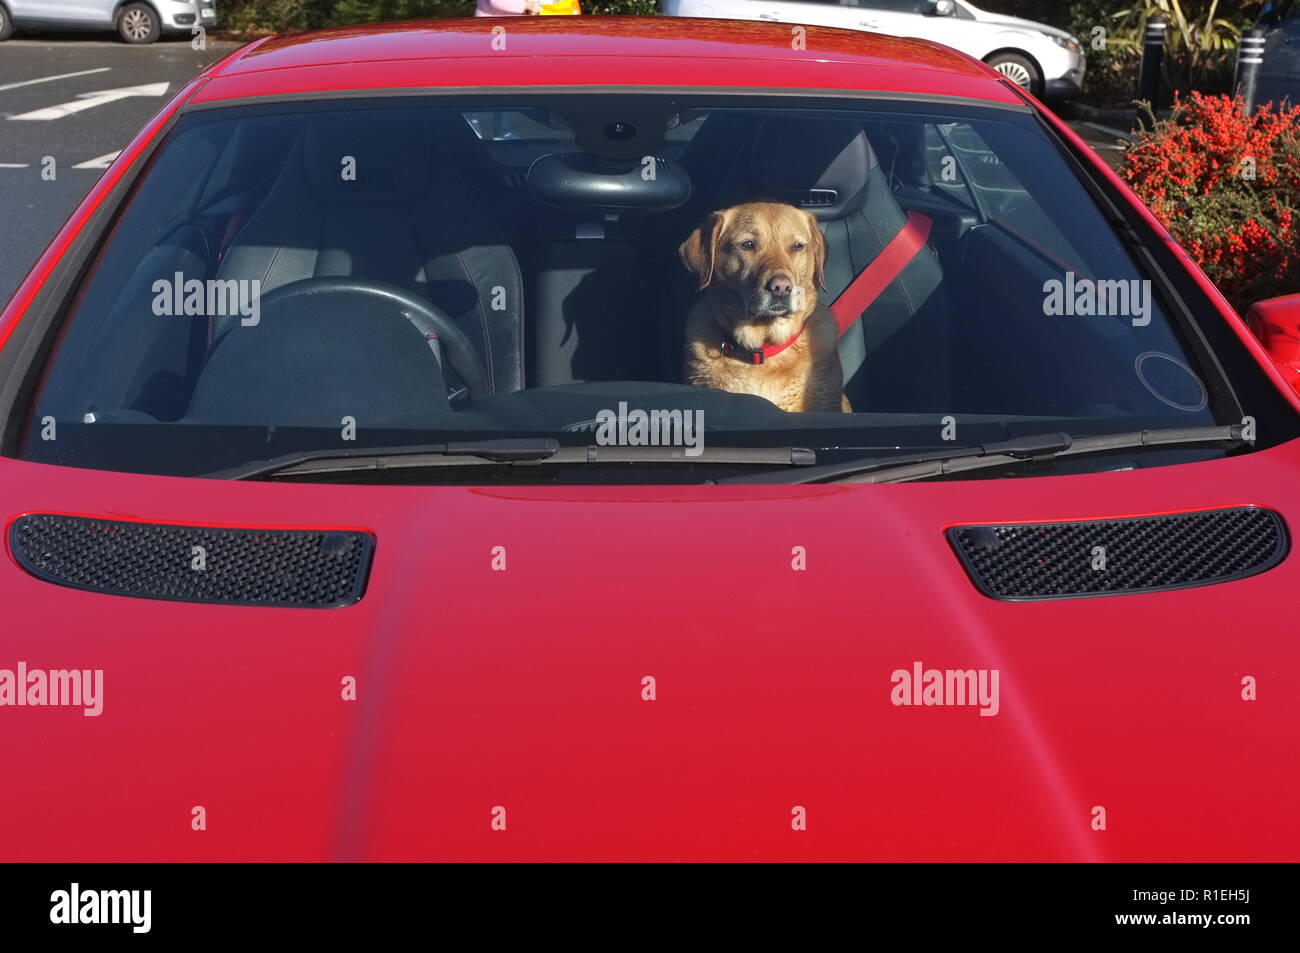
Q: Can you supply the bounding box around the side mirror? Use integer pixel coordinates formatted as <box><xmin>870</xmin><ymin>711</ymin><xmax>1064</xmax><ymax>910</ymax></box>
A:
<box><xmin>1246</xmin><ymin>293</ymin><xmax>1300</xmax><ymax>395</ymax></box>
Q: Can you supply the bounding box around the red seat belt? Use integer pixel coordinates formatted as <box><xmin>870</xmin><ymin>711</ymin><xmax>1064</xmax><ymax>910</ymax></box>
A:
<box><xmin>830</xmin><ymin>211</ymin><xmax>932</xmax><ymax>337</ymax></box>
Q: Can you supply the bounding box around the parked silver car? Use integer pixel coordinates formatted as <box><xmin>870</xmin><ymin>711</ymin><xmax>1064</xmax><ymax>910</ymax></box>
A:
<box><xmin>0</xmin><ymin>0</ymin><xmax>217</xmax><ymax>44</ymax></box>
<box><xmin>659</xmin><ymin>0</ymin><xmax>1086</xmax><ymax>98</ymax></box>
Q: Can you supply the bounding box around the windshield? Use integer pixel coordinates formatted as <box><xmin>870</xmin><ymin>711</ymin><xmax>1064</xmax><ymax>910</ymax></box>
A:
<box><xmin>16</xmin><ymin>94</ymin><xmax>1257</xmax><ymax>482</ymax></box>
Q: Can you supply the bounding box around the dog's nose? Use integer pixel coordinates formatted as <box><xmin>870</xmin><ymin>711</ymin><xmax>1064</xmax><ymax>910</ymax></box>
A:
<box><xmin>765</xmin><ymin>273</ymin><xmax>793</xmax><ymax>297</ymax></box>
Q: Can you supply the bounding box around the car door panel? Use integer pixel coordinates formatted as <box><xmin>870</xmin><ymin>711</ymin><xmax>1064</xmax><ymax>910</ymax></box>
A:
<box><xmin>6</xmin><ymin>0</ymin><xmax>54</xmax><ymax>20</ymax></box>
<box><xmin>42</xmin><ymin>0</ymin><xmax>114</xmax><ymax>25</ymax></box>
<box><xmin>760</xmin><ymin>0</ymin><xmax>847</xmax><ymax>29</ymax></box>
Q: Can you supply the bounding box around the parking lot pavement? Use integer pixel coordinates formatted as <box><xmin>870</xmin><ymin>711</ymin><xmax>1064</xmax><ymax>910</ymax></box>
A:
<box><xmin>0</xmin><ymin>37</ymin><xmax>239</xmax><ymax>302</ymax></box>
<box><xmin>1065</xmin><ymin>119</ymin><xmax>1132</xmax><ymax>173</ymax></box>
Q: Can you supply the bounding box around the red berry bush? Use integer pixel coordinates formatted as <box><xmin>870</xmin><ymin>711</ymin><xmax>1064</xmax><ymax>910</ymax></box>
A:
<box><xmin>1121</xmin><ymin>92</ymin><xmax>1300</xmax><ymax>314</ymax></box>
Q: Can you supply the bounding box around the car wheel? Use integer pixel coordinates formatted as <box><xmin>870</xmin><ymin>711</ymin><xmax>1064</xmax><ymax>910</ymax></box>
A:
<box><xmin>117</xmin><ymin>2</ymin><xmax>160</xmax><ymax>44</ymax></box>
<box><xmin>0</xmin><ymin>5</ymin><xmax>14</xmax><ymax>42</ymax></box>
<box><xmin>986</xmin><ymin>52</ymin><xmax>1042</xmax><ymax>96</ymax></box>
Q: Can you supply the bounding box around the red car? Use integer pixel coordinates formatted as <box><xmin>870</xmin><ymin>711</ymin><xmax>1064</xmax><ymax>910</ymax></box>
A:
<box><xmin>2</xmin><ymin>17</ymin><xmax>1299</xmax><ymax>862</ymax></box>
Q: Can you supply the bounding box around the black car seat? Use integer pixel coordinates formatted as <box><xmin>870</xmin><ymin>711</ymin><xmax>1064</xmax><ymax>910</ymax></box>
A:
<box><xmin>213</xmin><ymin>111</ymin><xmax>525</xmax><ymax>396</ymax></box>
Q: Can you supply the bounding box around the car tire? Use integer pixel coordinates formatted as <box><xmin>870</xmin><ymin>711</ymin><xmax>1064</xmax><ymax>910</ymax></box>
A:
<box><xmin>0</xmin><ymin>5</ymin><xmax>14</xmax><ymax>42</ymax></box>
<box><xmin>986</xmin><ymin>52</ymin><xmax>1042</xmax><ymax>97</ymax></box>
<box><xmin>117</xmin><ymin>2</ymin><xmax>161</xmax><ymax>44</ymax></box>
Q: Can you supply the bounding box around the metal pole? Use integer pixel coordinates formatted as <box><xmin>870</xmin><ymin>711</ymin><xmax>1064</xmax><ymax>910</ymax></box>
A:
<box><xmin>1138</xmin><ymin>15</ymin><xmax>1168</xmax><ymax>111</ymax></box>
<box><xmin>1235</xmin><ymin>29</ymin><xmax>1266</xmax><ymax>115</ymax></box>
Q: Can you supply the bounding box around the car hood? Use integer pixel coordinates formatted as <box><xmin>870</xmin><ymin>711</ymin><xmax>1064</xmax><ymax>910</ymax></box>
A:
<box><xmin>2</xmin><ymin>441</ymin><xmax>1299</xmax><ymax>861</ymax></box>
<box><xmin>965</xmin><ymin>6</ymin><xmax>1074</xmax><ymax>42</ymax></box>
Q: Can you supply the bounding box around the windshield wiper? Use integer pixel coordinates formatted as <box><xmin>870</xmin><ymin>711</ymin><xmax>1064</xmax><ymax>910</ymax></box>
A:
<box><xmin>210</xmin><ymin>439</ymin><xmax>816</xmax><ymax>480</ymax></box>
<box><xmin>209</xmin><ymin>438</ymin><xmax>562</xmax><ymax>480</ymax></box>
<box><xmin>715</xmin><ymin>425</ymin><xmax>1248</xmax><ymax>485</ymax></box>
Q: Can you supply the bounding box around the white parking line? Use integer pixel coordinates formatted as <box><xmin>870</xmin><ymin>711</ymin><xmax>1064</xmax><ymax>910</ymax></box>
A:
<box><xmin>8</xmin><ymin>82</ymin><xmax>168</xmax><ymax>121</ymax></box>
<box><xmin>1</xmin><ymin>152</ymin><xmax>121</xmax><ymax>170</ymax></box>
<box><xmin>72</xmin><ymin>151</ymin><xmax>122</xmax><ymax>170</ymax></box>
<box><xmin>0</xmin><ymin>67</ymin><xmax>111</xmax><ymax>94</ymax></box>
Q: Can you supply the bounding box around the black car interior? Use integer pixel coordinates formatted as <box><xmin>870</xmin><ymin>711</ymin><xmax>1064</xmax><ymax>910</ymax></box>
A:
<box><xmin>31</xmin><ymin>98</ymin><xmax>1218</xmax><ymax>443</ymax></box>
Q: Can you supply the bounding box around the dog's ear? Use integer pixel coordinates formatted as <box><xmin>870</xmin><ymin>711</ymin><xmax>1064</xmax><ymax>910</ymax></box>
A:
<box><xmin>679</xmin><ymin>210</ymin><xmax>728</xmax><ymax>290</ymax></box>
<box><xmin>805</xmin><ymin>210</ymin><xmax>828</xmax><ymax>292</ymax></box>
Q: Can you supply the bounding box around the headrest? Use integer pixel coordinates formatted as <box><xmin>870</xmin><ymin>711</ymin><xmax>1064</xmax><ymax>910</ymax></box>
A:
<box><xmin>748</xmin><ymin>118</ymin><xmax>880</xmax><ymax>221</ymax></box>
<box><xmin>302</xmin><ymin>114</ymin><xmax>435</xmax><ymax>202</ymax></box>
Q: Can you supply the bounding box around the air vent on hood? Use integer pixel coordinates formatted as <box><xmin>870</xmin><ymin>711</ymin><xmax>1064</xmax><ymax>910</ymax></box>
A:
<box><xmin>9</xmin><ymin>514</ymin><xmax>373</xmax><ymax>608</ymax></box>
<box><xmin>948</xmin><ymin>506</ymin><xmax>1287</xmax><ymax>601</ymax></box>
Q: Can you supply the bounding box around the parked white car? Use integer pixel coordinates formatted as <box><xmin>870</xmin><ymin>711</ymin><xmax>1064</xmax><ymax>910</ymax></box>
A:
<box><xmin>0</xmin><ymin>0</ymin><xmax>217</xmax><ymax>44</ymax></box>
<box><xmin>659</xmin><ymin>0</ymin><xmax>1086</xmax><ymax>98</ymax></box>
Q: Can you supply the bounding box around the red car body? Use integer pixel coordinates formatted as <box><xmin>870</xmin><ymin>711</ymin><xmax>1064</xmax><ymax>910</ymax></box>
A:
<box><xmin>2</xmin><ymin>18</ymin><xmax>1299</xmax><ymax>862</ymax></box>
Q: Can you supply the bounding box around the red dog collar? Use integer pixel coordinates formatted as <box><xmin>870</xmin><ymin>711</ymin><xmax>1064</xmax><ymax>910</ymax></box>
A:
<box><xmin>720</xmin><ymin>321</ymin><xmax>806</xmax><ymax>365</ymax></box>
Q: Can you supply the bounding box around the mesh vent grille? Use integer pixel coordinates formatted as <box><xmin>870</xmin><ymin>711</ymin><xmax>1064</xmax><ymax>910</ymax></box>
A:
<box><xmin>10</xmin><ymin>514</ymin><xmax>373</xmax><ymax>608</ymax></box>
<box><xmin>948</xmin><ymin>507</ymin><xmax>1287</xmax><ymax>601</ymax></box>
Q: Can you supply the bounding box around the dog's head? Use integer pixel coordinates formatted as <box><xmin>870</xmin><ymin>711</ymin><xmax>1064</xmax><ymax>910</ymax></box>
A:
<box><xmin>679</xmin><ymin>201</ymin><xmax>827</xmax><ymax>341</ymax></box>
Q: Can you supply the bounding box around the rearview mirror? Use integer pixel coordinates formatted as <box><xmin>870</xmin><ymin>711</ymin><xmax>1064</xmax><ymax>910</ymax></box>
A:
<box><xmin>1245</xmin><ymin>293</ymin><xmax>1300</xmax><ymax>395</ymax></box>
<box><xmin>527</xmin><ymin>153</ymin><xmax>692</xmax><ymax>213</ymax></box>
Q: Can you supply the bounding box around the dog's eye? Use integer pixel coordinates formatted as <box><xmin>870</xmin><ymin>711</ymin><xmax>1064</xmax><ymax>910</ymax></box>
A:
<box><xmin>792</xmin><ymin>241</ymin><xmax>806</xmax><ymax>251</ymax></box>
<box><xmin>738</xmin><ymin>239</ymin><xmax>756</xmax><ymax>250</ymax></box>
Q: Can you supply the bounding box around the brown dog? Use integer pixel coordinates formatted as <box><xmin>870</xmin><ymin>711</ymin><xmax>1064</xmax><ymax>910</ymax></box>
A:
<box><xmin>680</xmin><ymin>201</ymin><xmax>850</xmax><ymax>414</ymax></box>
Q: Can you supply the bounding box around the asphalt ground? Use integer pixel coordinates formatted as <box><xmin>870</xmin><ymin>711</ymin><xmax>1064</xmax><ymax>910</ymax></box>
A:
<box><xmin>0</xmin><ymin>34</ymin><xmax>1131</xmax><ymax>306</ymax></box>
<box><xmin>0</xmin><ymin>36</ymin><xmax>240</xmax><ymax>302</ymax></box>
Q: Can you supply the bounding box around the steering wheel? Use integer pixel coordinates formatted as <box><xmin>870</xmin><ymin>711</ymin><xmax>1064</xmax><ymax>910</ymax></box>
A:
<box><xmin>252</xmin><ymin>277</ymin><xmax>490</xmax><ymax>403</ymax></box>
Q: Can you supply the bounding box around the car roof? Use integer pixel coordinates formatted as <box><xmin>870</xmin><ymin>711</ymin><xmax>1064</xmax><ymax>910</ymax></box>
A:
<box><xmin>190</xmin><ymin>16</ymin><xmax>1023</xmax><ymax>106</ymax></box>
